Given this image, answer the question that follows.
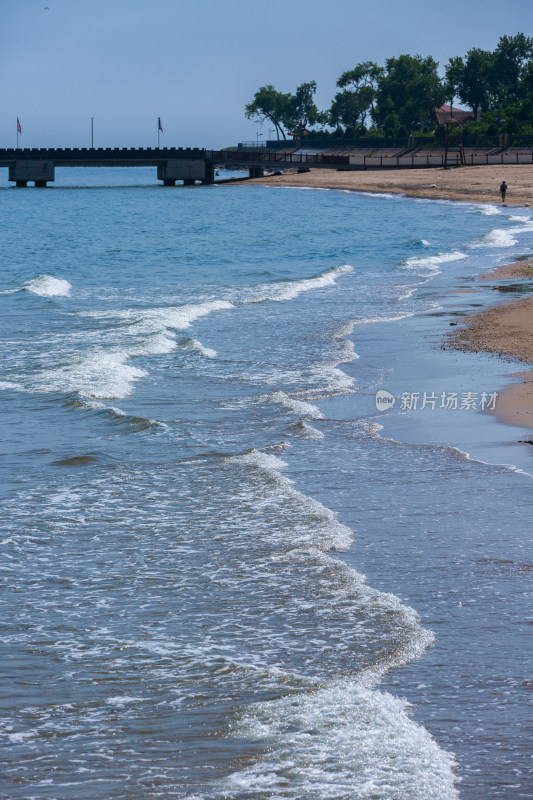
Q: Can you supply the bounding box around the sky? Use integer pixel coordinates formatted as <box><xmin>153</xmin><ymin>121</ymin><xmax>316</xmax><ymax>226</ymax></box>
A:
<box><xmin>1</xmin><ymin>0</ymin><xmax>531</xmax><ymax>149</ymax></box>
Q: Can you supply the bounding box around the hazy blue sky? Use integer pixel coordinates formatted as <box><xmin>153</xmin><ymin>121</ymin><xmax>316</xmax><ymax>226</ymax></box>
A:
<box><xmin>2</xmin><ymin>0</ymin><xmax>530</xmax><ymax>149</ymax></box>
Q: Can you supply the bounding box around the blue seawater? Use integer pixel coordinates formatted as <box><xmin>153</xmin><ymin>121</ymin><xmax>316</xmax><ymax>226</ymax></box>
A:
<box><xmin>1</xmin><ymin>170</ymin><xmax>532</xmax><ymax>799</ymax></box>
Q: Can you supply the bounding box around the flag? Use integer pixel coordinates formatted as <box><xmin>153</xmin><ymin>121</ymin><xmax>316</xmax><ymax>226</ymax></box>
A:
<box><xmin>158</xmin><ymin>117</ymin><xmax>163</xmax><ymax>133</ymax></box>
<box><xmin>17</xmin><ymin>118</ymin><xmax>22</xmax><ymax>134</ymax></box>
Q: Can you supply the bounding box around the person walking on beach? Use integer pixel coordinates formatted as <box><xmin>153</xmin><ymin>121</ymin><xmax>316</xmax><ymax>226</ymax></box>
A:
<box><xmin>500</xmin><ymin>180</ymin><xmax>508</xmax><ymax>203</ymax></box>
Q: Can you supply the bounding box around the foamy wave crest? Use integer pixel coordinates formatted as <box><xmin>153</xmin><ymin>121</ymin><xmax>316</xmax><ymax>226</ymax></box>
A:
<box><xmin>223</xmin><ymin>682</ymin><xmax>457</xmax><ymax>800</ymax></box>
<box><xmin>340</xmin><ymin>311</ymin><xmax>420</xmax><ymax>332</ymax></box>
<box><xmin>140</xmin><ymin>299</ymin><xmax>233</xmax><ymax>331</ymax></box>
<box><xmin>474</xmin><ymin>228</ymin><xmax>518</xmax><ymax>248</ymax></box>
<box><xmin>227</xmin><ymin>449</ymin><xmax>289</xmax><ymax>476</ymax></box>
<box><xmin>24</xmin><ymin>275</ymin><xmax>72</xmax><ymax>297</ymax></box>
<box><xmin>359</xmin><ymin>191</ymin><xmax>396</xmax><ymax>199</ymax></box>
<box><xmin>290</xmin><ymin>420</ymin><xmax>325</xmax><ymax>439</ymax></box>
<box><xmin>178</xmin><ymin>337</ymin><xmax>217</xmax><ymax>358</ymax></box>
<box><xmin>402</xmin><ymin>251</ymin><xmax>467</xmax><ymax>276</ymax></box>
<box><xmin>84</xmin><ymin>299</ymin><xmax>233</xmax><ymax>332</ymax></box>
<box><xmin>129</xmin><ymin>333</ymin><xmax>177</xmax><ymax>357</ymax></box>
<box><xmin>70</xmin><ymin>399</ymin><xmax>165</xmax><ymax>431</ymax></box>
<box><xmin>37</xmin><ymin>351</ymin><xmax>148</xmax><ymax>399</ymax></box>
<box><xmin>242</xmin><ymin>265</ymin><xmax>353</xmax><ymax>304</ymax></box>
<box><xmin>227</xmin><ymin>449</ymin><xmax>352</xmax><ymax>550</ymax></box>
<box><xmin>508</xmin><ymin>214</ymin><xmax>533</xmax><ymax>226</ymax></box>
<box><xmin>268</xmin><ymin>390</ymin><xmax>324</xmax><ymax>419</ymax></box>
<box><xmin>0</xmin><ymin>380</ymin><xmax>25</xmax><ymax>391</ymax></box>
<box><xmin>478</xmin><ymin>204</ymin><xmax>503</xmax><ymax>216</ymax></box>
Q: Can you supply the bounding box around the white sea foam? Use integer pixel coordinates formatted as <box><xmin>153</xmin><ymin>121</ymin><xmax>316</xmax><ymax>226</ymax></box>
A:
<box><xmin>227</xmin><ymin>449</ymin><xmax>289</xmax><ymax>475</ymax></box>
<box><xmin>227</xmin><ymin>448</ymin><xmax>353</xmax><ymax>550</ymax></box>
<box><xmin>139</xmin><ymin>299</ymin><xmax>233</xmax><ymax>331</ymax></box>
<box><xmin>36</xmin><ymin>351</ymin><xmax>148</xmax><ymax>399</ymax></box>
<box><xmin>340</xmin><ymin>310</ymin><xmax>420</xmax><ymax>332</ymax></box>
<box><xmin>24</xmin><ymin>275</ymin><xmax>72</xmax><ymax>297</ymax></box>
<box><xmin>105</xmin><ymin>696</ymin><xmax>144</xmax><ymax>706</ymax></box>
<box><xmin>0</xmin><ymin>380</ymin><xmax>25</xmax><ymax>391</ymax></box>
<box><xmin>474</xmin><ymin>228</ymin><xmax>519</xmax><ymax>248</ymax></box>
<box><xmin>359</xmin><ymin>191</ymin><xmax>396</xmax><ymax>199</ymax></box>
<box><xmin>6</xmin><ymin>730</ymin><xmax>39</xmax><ymax>744</ymax></box>
<box><xmin>478</xmin><ymin>204</ymin><xmax>503</xmax><ymax>216</ymax></box>
<box><xmin>223</xmin><ymin>682</ymin><xmax>458</xmax><ymax>800</ymax></box>
<box><xmin>39</xmin><ymin>300</ymin><xmax>232</xmax><ymax>399</ymax></box>
<box><xmin>401</xmin><ymin>250</ymin><xmax>467</xmax><ymax>275</ymax></box>
<box><xmin>508</xmin><ymin>214</ymin><xmax>533</xmax><ymax>226</ymax></box>
<box><xmin>242</xmin><ymin>264</ymin><xmax>353</xmax><ymax>304</ymax></box>
<box><xmin>268</xmin><ymin>390</ymin><xmax>324</xmax><ymax>419</ymax></box>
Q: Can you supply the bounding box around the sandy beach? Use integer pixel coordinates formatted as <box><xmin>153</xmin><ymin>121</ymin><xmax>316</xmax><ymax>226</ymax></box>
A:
<box><xmin>252</xmin><ymin>165</ymin><xmax>533</xmax><ymax>432</ymax></box>
<box><xmin>252</xmin><ymin>163</ymin><xmax>533</xmax><ymax>207</ymax></box>
<box><xmin>450</xmin><ymin>286</ymin><xmax>533</xmax><ymax>430</ymax></box>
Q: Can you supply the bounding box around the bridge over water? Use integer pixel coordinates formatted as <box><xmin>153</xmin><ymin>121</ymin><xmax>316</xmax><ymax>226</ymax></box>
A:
<box><xmin>1</xmin><ymin>145</ymin><xmax>532</xmax><ymax>187</ymax></box>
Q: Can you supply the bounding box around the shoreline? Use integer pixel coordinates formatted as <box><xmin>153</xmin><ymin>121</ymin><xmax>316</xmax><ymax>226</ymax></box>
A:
<box><xmin>251</xmin><ymin>165</ymin><xmax>533</xmax><ymax>434</ymax></box>
<box><xmin>449</xmin><ymin>286</ymin><xmax>533</xmax><ymax>432</ymax></box>
<box><xmin>249</xmin><ymin>163</ymin><xmax>533</xmax><ymax>207</ymax></box>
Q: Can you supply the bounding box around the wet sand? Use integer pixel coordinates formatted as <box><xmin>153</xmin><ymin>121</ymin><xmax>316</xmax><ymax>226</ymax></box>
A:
<box><xmin>450</xmin><ymin>268</ymin><xmax>533</xmax><ymax>430</ymax></box>
<box><xmin>252</xmin><ymin>163</ymin><xmax>533</xmax><ymax>207</ymax></box>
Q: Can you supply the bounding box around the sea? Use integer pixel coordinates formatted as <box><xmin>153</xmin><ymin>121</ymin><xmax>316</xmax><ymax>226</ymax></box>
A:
<box><xmin>1</xmin><ymin>167</ymin><xmax>532</xmax><ymax>800</ymax></box>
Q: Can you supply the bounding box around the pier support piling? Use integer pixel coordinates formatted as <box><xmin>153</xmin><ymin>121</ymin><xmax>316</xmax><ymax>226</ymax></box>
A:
<box><xmin>204</xmin><ymin>162</ymin><xmax>215</xmax><ymax>184</ymax></box>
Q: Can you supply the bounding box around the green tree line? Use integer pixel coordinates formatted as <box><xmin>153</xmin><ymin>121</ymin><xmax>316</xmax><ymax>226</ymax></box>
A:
<box><xmin>245</xmin><ymin>33</ymin><xmax>533</xmax><ymax>142</ymax></box>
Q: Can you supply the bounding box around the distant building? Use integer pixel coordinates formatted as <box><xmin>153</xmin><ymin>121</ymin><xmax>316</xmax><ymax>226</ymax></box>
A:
<box><xmin>436</xmin><ymin>104</ymin><xmax>478</xmax><ymax>126</ymax></box>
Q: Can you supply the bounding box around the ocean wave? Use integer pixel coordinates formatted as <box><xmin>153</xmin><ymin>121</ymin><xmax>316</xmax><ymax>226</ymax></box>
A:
<box><xmin>24</xmin><ymin>275</ymin><xmax>72</xmax><ymax>297</ymax></box>
<box><xmin>62</xmin><ymin>397</ymin><xmax>165</xmax><ymax>431</ymax></box>
<box><xmin>478</xmin><ymin>204</ymin><xmax>503</xmax><ymax>216</ymax></box>
<box><xmin>223</xmin><ymin>681</ymin><xmax>457</xmax><ymax>800</ymax></box>
<box><xmin>339</xmin><ymin>310</ymin><xmax>420</xmax><ymax>332</ymax></box>
<box><xmin>289</xmin><ymin>420</ymin><xmax>325</xmax><ymax>439</ymax></box>
<box><xmin>267</xmin><ymin>390</ymin><xmax>324</xmax><ymax>419</ymax></box>
<box><xmin>473</xmin><ymin>228</ymin><xmax>519</xmax><ymax>248</ymax></box>
<box><xmin>240</xmin><ymin>264</ymin><xmax>353</xmax><ymax>304</ymax></box>
<box><xmin>178</xmin><ymin>337</ymin><xmax>217</xmax><ymax>358</ymax></box>
<box><xmin>401</xmin><ymin>250</ymin><xmax>467</xmax><ymax>275</ymax></box>
<box><xmin>36</xmin><ymin>351</ymin><xmax>148</xmax><ymax>400</ymax></box>
<box><xmin>226</xmin><ymin>448</ymin><xmax>353</xmax><ymax>551</ymax></box>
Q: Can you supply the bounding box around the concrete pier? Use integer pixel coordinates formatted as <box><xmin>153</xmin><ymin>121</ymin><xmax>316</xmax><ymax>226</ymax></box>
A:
<box><xmin>0</xmin><ymin>147</ymin><xmax>211</xmax><ymax>187</ymax></box>
<box><xmin>156</xmin><ymin>157</ymin><xmax>206</xmax><ymax>186</ymax></box>
<box><xmin>9</xmin><ymin>160</ymin><xmax>55</xmax><ymax>187</ymax></box>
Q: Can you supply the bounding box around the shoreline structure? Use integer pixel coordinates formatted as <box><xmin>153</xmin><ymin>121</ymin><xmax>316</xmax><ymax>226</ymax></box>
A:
<box><xmin>250</xmin><ymin>164</ymin><xmax>533</xmax><ymax>432</ymax></box>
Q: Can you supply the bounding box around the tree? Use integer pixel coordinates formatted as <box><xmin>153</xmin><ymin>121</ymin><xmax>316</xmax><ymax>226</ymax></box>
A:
<box><xmin>445</xmin><ymin>49</ymin><xmax>493</xmax><ymax>119</ymax></box>
<box><xmin>245</xmin><ymin>85</ymin><xmax>291</xmax><ymax>140</ymax></box>
<box><xmin>284</xmin><ymin>82</ymin><xmax>322</xmax><ymax>133</ymax></box>
<box><xmin>375</xmin><ymin>54</ymin><xmax>445</xmax><ymax>133</ymax></box>
<box><xmin>330</xmin><ymin>61</ymin><xmax>382</xmax><ymax>132</ymax></box>
<box><xmin>492</xmin><ymin>33</ymin><xmax>533</xmax><ymax>106</ymax></box>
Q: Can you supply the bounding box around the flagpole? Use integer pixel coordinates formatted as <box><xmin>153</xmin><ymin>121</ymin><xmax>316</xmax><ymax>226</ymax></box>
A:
<box><xmin>158</xmin><ymin>118</ymin><xmax>160</xmax><ymax>149</ymax></box>
<box><xmin>17</xmin><ymin>119</ymin><xmax>19</xmax><ymax>149</ymax></box>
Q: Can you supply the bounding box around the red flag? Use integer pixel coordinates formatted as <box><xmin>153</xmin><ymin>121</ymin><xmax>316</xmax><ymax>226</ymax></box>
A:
<box><xmin>17</xmin><ymin>118</ymin><xmax>22</xmax><ymax>134</ymax></box>
<box><xmin>158</xmin><ymin>117</ymin><xmax>163</xmax><ymax>133</ymax></box>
